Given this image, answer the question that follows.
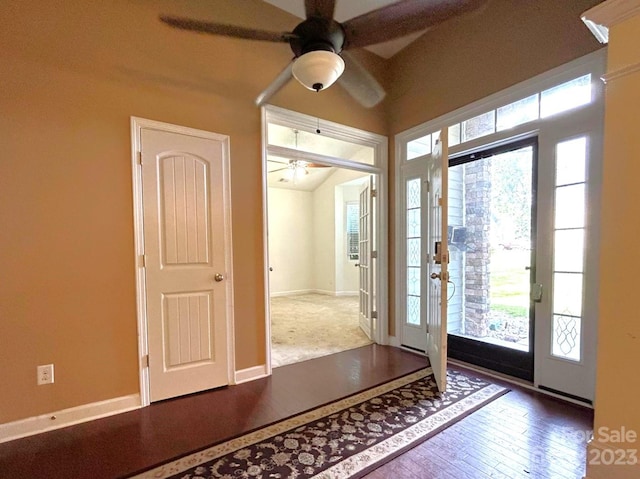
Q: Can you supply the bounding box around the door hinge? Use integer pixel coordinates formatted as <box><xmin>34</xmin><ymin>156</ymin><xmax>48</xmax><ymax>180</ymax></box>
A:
<box><xmin>371</xmin><ymin>311</ymin><xmax>378</xmax><ymax>319</ymax></box>
<box><xmin>424</xmin><ymin>180</ymin><xmax>430</xmax><ymax>192</ymax></box>
<box><xmin>371</xmin><ymin>250</ymin><xmax>378</xmax><ymax>259</ymax></box>
<box><xmin>137</xmin><ymin>151</ymin><xmax>143</xmax><ymax>165</ymax></box>
<box><xmin>371</xmin><ymin>189</ymin><xmax>377</xmax><ymax>198</ymax></box>
<box><xmin>142</xmin><ymin>354</ymin><xmax>149</xmax><ymax>368</ymax></box>
<box><xmin>138</xmin><ymin>254</ymin><xmax>146</xmax><ymax>268</ymax></box>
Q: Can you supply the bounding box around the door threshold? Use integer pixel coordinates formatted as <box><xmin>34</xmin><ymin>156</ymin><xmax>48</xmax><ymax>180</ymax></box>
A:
<box><xmin>448</xmin><ymin>358</ymin><xmax>593</xmax><ymax>409</ymax></box>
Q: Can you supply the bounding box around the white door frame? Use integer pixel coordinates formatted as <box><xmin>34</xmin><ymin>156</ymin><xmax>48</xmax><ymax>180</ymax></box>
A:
<box><xmin>261</xmin><ymin>106</ymin><xmax>389</xmax><ymax>375</ymax></box>
<box><xmin>131</xmin><ymin>117</ymin><xmax>236</xmax><ymax>407</ymax></box>
<box><xmin>393</xmin><ymin>50</ymin><xmax>605</xmax><ymax>401</ymax></box>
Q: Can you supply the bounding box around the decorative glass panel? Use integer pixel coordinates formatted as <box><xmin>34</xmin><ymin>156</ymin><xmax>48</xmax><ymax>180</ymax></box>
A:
<box><xmin>554</xmin><ymin>229</ymin><xmax>584</xmax><ymax>272</ymax></box>
<box><xmin>407</xmin><ymin>239</ymin><xmax>420</xmax><ymax>267</ymax></box>
<box><xmin>556</xmin><ymin>137</ymin><xmax>587</xmax><ymax>186</ymax></box>
<box><xmin>406</xmin><ymin>178</ymin><xmax>421</xmax><ymax>209</ymax></box>
<box><xmin>407</xmin><ymin>209</ymin><xmax>420</xmax><ymax>238</ymax></box>
<box><xmin>541</xmin><ymin>74</ymin><xmax>592</xmax><ymax>118</ymax></box>
<box><xmin>407</xmin><ymin>267</ymin><xmax>421</xmax><ymax>296</ymax></box>
<box><xmin>406</xmin><ymin>295</ymin><xmax>420</xmax><ymax>325</ymax></box>
<box><xmin>552</xmin><ymin>315</ymin><xmax>581</xmax><ymax>361</ymax></box>
<box><xmin>462</xmin><ymin>111</ymin><xmax>495</xmax><ymax>142</ymax></box>
<box><xmin>407</xmin><ymin>135</ymin><xmax>431</xmax><ymax>160</ymax></box>
<box><xmin>555</xmin><ymin>184</ymin><xmax>585</xmax><ymax>229</ymax></box>
<box><xmin>553</xmin><ymin>272</ymin><xmax>583</xmax><ymax>317</ymax></box>
<box><xmin>496</xmin><ymin>94</ymin><xmax>539</xmax><ymax>131</ymax></box>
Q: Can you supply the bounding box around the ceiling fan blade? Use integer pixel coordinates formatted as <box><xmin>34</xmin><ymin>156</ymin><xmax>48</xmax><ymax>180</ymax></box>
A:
<box><xmin>268</xmin><ymin>158</ymin><xmax>290</xmax><ymax>165</ymax></box>
<box><xmin>306</xmin><ymin>163</ymin><xmax>331</xmax><ymax>168</ymax></box>
<box><xmin>338</xmin><ymin>51</ymin><xmax>386</xmax><ymax>108</ymax></box>
<box><xmin>304</xmin><ymin>0</ymin><xmax>336</xmax><ymax>20</ymax></box>
<box><xmin>255</xmin><ymin>62</ymin><xmax>294</xmax><ymax>106</ymax></box>
<box><xmin>342</xmin><ymin>0</ymin><xmax>487</xmax><ymax>49</ymax></box>
<box><xmin>159</xmin><ymin>15</ymin><xmax>297</xmax><ymax>43</ymax></box>
<box><xmin>269</xmin><ymin>167</ymin><xmax>290</xmax><ymax>173</ymax></box>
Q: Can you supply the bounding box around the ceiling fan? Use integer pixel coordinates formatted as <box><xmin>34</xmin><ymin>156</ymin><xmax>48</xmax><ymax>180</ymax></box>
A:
<box><xmin>159</xmin><ymin>0</ymin><xmax>486</xmax><ymax>108</ymax></box>
<box><xmin>268</xmin><ymin>158</ymin><xmax>330</xmax><ymax>182</ymax></box>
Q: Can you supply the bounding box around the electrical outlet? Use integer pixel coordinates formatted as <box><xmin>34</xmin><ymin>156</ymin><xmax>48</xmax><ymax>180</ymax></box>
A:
<box><xmin>37</xmin><ymin>364</ymin><xmax>54</xmax><ymax>385</ymax></box>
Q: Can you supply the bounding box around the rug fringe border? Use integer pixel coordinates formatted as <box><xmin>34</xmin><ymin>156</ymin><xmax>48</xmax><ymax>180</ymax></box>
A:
<box><xmin>312</xmin><ymin>383</ymin><xmax>509</xmax><ymax>479</ymax></box>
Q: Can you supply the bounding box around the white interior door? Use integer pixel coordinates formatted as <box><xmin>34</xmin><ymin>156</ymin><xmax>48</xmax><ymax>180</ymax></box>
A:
<box><xmin>141</xmin><ymin>127</ymin><xmax>232</xmax><ymax>402</ymax></box>
<box><xmin>427</xmin><ymin>129</ymin><xmax>449</xmax><ymax>392</ymax></box>
<box><xmin>358</xmin><ymin>177</ymin><xmax>374</xmax><ymax>340</ymax></box>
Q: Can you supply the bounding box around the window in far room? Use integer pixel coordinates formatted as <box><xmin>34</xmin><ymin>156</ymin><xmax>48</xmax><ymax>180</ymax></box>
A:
<box><xmin>346</xmin><ymin>201</ymin><xmax>359</xmax><ymax>260</ymax></box>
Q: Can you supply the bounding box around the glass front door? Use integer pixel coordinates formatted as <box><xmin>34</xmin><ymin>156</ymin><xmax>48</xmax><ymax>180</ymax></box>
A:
<box><xmin>447</xmin><ymin>138</ymin><xmax>537</xmax><ymax>380</ymax></box>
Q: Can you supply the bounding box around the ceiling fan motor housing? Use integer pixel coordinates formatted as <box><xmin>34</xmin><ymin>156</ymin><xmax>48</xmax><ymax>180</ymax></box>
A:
<box><xmin>290</xmin><ymin>17</ymin><xmax>345</xmax><ymax>57</ymax></box>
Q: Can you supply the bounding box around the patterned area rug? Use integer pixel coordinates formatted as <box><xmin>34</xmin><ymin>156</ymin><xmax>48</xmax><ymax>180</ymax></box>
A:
<box><xmin>131</xmin><ymin>369</ymin><xmax>507</xmax><ymax>479</ymax></box>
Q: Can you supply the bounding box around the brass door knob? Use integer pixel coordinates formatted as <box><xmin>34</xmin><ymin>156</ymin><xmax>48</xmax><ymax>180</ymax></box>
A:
<box><xmin>214</xmin><ymin>273</ymin><xmax>224</xmax><ymax>282</ymax></box>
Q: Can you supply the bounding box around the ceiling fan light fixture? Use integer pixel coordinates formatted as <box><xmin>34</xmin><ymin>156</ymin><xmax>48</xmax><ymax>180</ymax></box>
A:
<box><xmin>292</xmin><ymin>50</ymin><xmax>345</xmax><ymax>92</ymax></box>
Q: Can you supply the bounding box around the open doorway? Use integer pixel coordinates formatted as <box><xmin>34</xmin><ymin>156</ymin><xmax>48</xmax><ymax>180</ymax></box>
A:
<box><xmin>267</xmin><ymin>168</ymin><xmax>374</xmax><ymax>367</ymax></box>
<box><xmin>262</xmin><ymin>106</ymin><xmax>388</xmax><ymax>370</ymax></box>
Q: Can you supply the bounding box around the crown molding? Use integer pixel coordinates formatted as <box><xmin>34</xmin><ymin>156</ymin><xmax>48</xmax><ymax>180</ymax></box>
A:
<box><xmin>582</xmin><ymin>0</ymin><xmax>640</xmax><ymax>43</ymax></box>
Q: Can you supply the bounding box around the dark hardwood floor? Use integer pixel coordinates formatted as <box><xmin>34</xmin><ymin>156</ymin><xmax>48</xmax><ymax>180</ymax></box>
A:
<box><xmin>0</xmin><ymin>345</ymin><xmax>592</xmax><ymax>479</ymax></box>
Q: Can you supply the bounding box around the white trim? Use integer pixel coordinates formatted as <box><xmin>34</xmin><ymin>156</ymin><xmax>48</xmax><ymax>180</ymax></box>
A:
<box><xmin>395</xmin><ymin>50</ymin><xmax>606</xmax><ymax>151</ymax></box>
<box><xmin>395</xmin><ymin>48</ymin><xmax>606</xmax><ymax>399</ymax></box>
<box><xmin>130</xmin><ymin>117</ymin><xmax>236</xmax><ymax>405</ymax></box>
<box><xmin>234</xmin><ymin>365</ymin><xmax>269</xmax><ymax>384</ymax></box>
<box><xmin>269</xmin><ymin>289</ymin><xmax>359</xmax><ymax>298</ymax></box>
<box><xmin>449</xmin><ymin>359</ymin><xmax>594</xmax><ymax>408</ymax></box>
<box><xmin>260</xmin><ymin>107</ymin><xmax>273</xmax><ymax>378</ymax></box>
<box><xmin>335</xmin><ymin>291</ymin><xmax>359</xmax><ymax>297</ymax></box>
<box><xmin>583</xmin><ymin>0</ymin><xmax>640</xmax><ymax>30</ymax></box>
<box><xmin>0</xmin><ymin>394</ymin><xmax>140</xmax><ymax>443</ymax></box>
<box><xmin>261</xmin><ymin>105</ymin><xmax>390</xmax><ymax>360</ymax></box>
<box><xmin>388</xmin><ymin>336</ymin><xmax>401</xmax><ymax>348</ymax></box>
<box><xmin>602</xmin><ymin>61</ymin><xmax>640</xmax><ymax>83</ymax></box>
<box><xmin>269</xmin><ymin>289</ymin><xmax>316</xmax><ymax>298</ymax></box>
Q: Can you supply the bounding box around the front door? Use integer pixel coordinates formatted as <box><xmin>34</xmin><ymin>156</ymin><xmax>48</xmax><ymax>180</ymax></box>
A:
<box><xmin>447</xmin><ymin>138</ymin><xmax>537</xmax><ymax>381</ymax></box>
<box><xmin>141</xmin><ymin>126</ymin><xmax>232</xmax><ymax>402</ymax></box>
<box><xmin>427</xmin><ymin>130</ymin><xmax>449</xmax><ymax>391</ymax></box>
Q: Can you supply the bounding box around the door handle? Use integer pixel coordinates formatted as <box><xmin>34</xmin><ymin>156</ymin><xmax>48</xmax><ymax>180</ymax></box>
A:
<box><xmin>430</xmin><ymin>272</ymin><xmax>441</xmax><ymax>280</ymax></box>
<box><xmin>214</xmin><ymin>273</ymin><xmax>224</xmax><ymax>282</ymax></box>
<box><xmin>355</xmin><ymin>263</ymin><xmax>360</xmax><ymax>267</ymax></box>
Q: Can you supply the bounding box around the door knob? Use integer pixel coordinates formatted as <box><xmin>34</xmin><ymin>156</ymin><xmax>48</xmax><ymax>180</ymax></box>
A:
<box><xmin>355</xmin><ymin>263</ymin><xmax>360</xmax><ymax>267</ymax></box>
<box><xmin>214</xmin><ymin>273</ymin><xmax>224</xmax><ymax>282</ymax></box>
<box><xmin>430</xmin><ymin>272</ymin><xmax>441</xmax><ymax>280</ymax></box>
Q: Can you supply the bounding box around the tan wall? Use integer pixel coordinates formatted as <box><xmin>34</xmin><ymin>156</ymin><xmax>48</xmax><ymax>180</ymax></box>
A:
<box><xmin>0</xmin><ymin>0</ymin><xmax>614</xmax><ymax>427</ymax></box>
<box><xmin>0</xmin><ymin>0</ymin><xmax>386</xmax><ymax>424</ymax></box>
<box><xmin>587</xmin><ymin>13</ymin><xmax>640</xmax><ymax>479</ymax></box>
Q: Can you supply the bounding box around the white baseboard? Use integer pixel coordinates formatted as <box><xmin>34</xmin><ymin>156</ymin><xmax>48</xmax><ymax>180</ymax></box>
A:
<box><xmin>0</xmin><ymin>393</ymin><xmax>141</xmax><ymax>444</ymax></box>
<box><xmin>388</xmin><ymin>336</ymin><xmax>401</xmax><ymax>347</ymax></box>
<box><xmin>234</xmin><ymin>364</ymin><xmax>269</xmax><ymax>385</ymax></box>
<box><xmin>269</xmin><ymin>289</ymin><xmax>314</xmax><ymax>298</ymax></box>
<box><xmin>270</xmin><ymin>290</ymin><xmax>358</xmax><ymax>298</ymax></box>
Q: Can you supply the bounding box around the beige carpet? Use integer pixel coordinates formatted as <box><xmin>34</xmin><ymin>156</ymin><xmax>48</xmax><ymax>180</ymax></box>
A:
<box><xmin>270</xmin><ymin>293</ymin><xmax>373</xmax><ymax>368</ymax></box>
